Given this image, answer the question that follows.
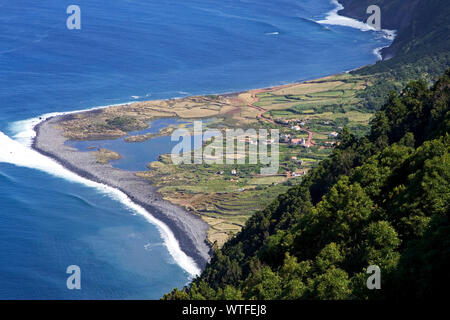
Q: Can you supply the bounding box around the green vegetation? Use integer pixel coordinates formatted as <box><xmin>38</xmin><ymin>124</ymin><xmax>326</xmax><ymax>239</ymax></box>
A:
<box><xmin>356</xmin><ymin>52</ymin><xmax>450</xmax><ymax>110</ymax></box>
<box><xmin>258</xmin><ymin>75</ymin><xmax>369</xmax><ymax>113</ymax></box>
<box><xmin>58</xmin><ymin>74</ymin><xmax>373</xmax><ymax>247</ymax></box>
<box><xmin>137</xmin><ymin>151</ymin><xmax>302</xmax><ymax>246</ymax></box>
<box><xmin>163</xmin><ymin>70</ymin><xmax>449</xmax><ymax>300</ymax></box>
<box><xmin>261</xmin><ymin>75</ymin><xmax>374</xmax><ymax>137</ymax></box>
<box><xmin>94</xmin><ymin>148</ymin><xmax>122</xmax><ymax>164</ymax></box>
<box><xmin>124</xmin><ymin>126</ymin><xmax>175</xmax><ymax>142</ymax></box>
<box><xmin>344</xmin><ymin>0</ymin><xmax>450</xmax><ymax>110</ymax></box>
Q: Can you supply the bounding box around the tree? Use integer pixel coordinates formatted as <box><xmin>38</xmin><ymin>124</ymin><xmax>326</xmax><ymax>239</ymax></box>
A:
<box><xmin>309</xmin><ymin>267</ymin><xmax>352</xmax><ymax>300</ymax></box>
<box><xmin>362</xmin><ymin>221</ymin><xmax>401</xmax><ymax>271</ymax></box>
<box><xmin>242</xmin><ymin>266</ymin><xmax>282</xmax><ymax>300</ymax></box>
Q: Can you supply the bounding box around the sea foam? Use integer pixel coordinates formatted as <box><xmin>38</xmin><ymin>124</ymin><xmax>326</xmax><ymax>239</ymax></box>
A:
<box><xmin>317</xmin><ymin>0</ymin><xmax>396</xmax><ymax>60</ymax></box>
<box><xmin>2</xmin><ymin>109</ymin><xmax>201</xmax><ymax>277</ymax></box>
<box><xmin>10</xmin><ymin>103</ymin><xmax>128</xmax><ymax>147</ymax></box>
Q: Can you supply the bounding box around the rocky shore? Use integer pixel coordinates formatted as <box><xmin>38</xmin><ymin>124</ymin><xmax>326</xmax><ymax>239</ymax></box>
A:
<box><xmin>32</xmin><ymin>115</ymin><xmax>211</xmax><ymax>270</ymax></box>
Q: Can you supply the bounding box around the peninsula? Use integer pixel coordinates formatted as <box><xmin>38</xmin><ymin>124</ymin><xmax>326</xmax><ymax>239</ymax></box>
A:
<box><xmin>32</xmin><ymin>73</ymin><xmax>375</xmax><ymax>267</ymax></box>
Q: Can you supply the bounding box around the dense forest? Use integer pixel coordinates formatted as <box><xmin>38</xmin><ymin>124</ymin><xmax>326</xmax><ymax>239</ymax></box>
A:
<box><xmin>164</xmin><ymin>69</ymin><xmax>449</xmax><ymax>300</ymax></box>
<box><xmin>163</xmin><ymin>0</ymin><xmax>450</xmax><ymax>300</ymax></box>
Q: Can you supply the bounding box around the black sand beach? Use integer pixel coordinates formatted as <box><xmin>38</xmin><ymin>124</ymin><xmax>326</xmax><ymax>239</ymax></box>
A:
<box><xmin>32</xmin><ymin>115</ymin><xmax>211</xmax><ymax>270</ymax></box>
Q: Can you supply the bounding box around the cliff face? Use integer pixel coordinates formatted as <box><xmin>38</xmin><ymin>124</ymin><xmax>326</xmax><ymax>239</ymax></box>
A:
<box><xmin>338</xmin><ymin>0</ymin><xmax>418</xmax><ymax>31</ymax></box>
<box><xmin>338</xmin><ymin>0</ymin><xmax>448</xmax><ymax>59</ymax></box>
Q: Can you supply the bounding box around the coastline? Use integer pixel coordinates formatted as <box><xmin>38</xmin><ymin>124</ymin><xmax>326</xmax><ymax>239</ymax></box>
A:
<box><xmin>26</xmin><ymin>0</ymin><xmax>397</xmax><ymax>276</ymax></box>
<box><xmin>318</xmin><ymin>0</ymin><xmax>396</xmax><ymax>61</ymax></box>
<box><xmin>31</xmin><ymin>116</ymin><xmax>211</xmax><ymax>271</ymax></box>
<box><xmin>28</xmin><ymin>71</ymin><xmax>358</xmax><ymax>273</ymax></box>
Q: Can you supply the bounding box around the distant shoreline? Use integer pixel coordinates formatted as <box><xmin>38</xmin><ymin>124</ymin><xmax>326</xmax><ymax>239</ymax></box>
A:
<box><xmin>29</xmin><ymin>2</ymin><xmax>396</xmax><ymax>273</ymax></box>
<box><xmin>30</xmin><ymin>70</ymin><xmax>372</xmax><ymax>273</ymax></box>
<box><xmin>28</xmin><ymin>78</ymin><xmax>312</xmax><ymax>270</ymax></box>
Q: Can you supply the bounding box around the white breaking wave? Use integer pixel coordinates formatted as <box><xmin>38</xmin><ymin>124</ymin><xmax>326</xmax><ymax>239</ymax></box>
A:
<box><xmin>317</xmin><ymin>0</ymin><xmax>396</xmax><ymax>60</ymax></box>
<box><xmin>2</xmin><ymin>108</ymin><xmax>201</xmax><ymax>277</ymax></box>
<box><xmin>373</xmin><ymin>47</ymin><xmax>384</xmax><ymax>61</ymax></box>
<box><xmin>10</xmin><ymin>103</ymin><xmax>132</xmax><ymax>147</ymax></box>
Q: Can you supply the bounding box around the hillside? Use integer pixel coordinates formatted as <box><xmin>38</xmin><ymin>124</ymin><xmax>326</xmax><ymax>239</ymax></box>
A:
<box><xmin>164</xmin><ymin>68</ymin><xmax>449</xmax><ymax>300</ymax></box>
<box><xmin>340</xmin><ymin>0</ymin><xmax>449</xmax><ymax>58</ymax></box>
<box><xmin>340</xmin><ymin>0</ymin><xmax>450</xmax><ymax>111</ymax></box>
<box><xmin>162</xmin><ymin>0</ymin><xmax>450</xmax><ymax>300</ymax></box>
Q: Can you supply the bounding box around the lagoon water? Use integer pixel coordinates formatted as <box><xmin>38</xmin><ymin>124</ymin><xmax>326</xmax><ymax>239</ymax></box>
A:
<box><xmin>0</xmin><ymin>0</ymin><xmax>391</xmax><ymax>299</ymax></box>
<box><xmin>66</xmin><ymin>118</ymin><xmax>191</xmax><ymax>171</ymax></box>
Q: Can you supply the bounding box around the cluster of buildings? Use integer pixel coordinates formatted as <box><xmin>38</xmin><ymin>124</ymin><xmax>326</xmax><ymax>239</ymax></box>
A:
<box><xmin>290</xmin><ymin>123</ymin><xmax>306</xmax><ymax>131</ymax></box>
<box><xmin>280</xmin><ymin>134</ymin><xmax>309</xmax><ymax>148</ymax></box>
<box><xmin>275</xmin><ymin>118</ymin><xmax>306</xmax><ymax>127</ymax></box>
<box><xmin>285</xmin><ymin>169</ymin><xmax>308</xmax><ymax>178</ymax></box>
<box><xmin>290</xmin><ymin>138</ymin><xmax>308</xmax><ymax>147</ymax></box>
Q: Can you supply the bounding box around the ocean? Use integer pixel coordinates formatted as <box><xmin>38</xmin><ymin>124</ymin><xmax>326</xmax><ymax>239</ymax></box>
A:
<box><xmin>0</xmin><ymin>0</ymin><xmax>392</xmax><ymax>299</ymax></box>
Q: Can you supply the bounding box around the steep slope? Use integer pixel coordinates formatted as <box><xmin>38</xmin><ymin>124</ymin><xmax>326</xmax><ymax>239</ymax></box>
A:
<box><xmin>163</xmin><ymin>0</ymin><xmax>450</xmax><ymax>300</ymax></box>
<box><xmin>164</xmin><ymin>70</ymin><xmax>449</xmax><ymax>300</ymax></box>
<box><xmin>338</xmin><ymin>0</ymin><xmax>450</xmax><ymax>110</ymax></box>
<box><xmin>340</xmin><ymin>0</ymin><xmax>449</xmax><ymax>58</ymax></box>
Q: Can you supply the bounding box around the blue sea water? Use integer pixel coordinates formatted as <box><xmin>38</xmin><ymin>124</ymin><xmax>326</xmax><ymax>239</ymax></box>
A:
<box><xmin>0</xmin><ymin>0</ymin><xmax>391</xmax><ymax>299</ymax></box>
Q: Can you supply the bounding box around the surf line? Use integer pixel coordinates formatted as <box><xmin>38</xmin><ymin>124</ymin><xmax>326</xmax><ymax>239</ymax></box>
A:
<box><xmin>2</xmin><ymin>107</ymin><xmax>201</xmax><ymax>277</ymax></box>
<box><xmin>317</xmin><ymin>0</ymin><xmax>396</xmax><ymax>60</ymax></box>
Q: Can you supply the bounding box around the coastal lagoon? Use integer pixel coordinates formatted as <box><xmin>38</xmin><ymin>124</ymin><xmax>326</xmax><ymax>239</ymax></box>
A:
<box><xmin>66</xmin><ymin>118</ymin><xmax>192</xmax><ymax>171</ymax></box>
<box><xmin>66</xmin><ymin>117</ymin><xmax>219</xmax><ymax>171</ymax></box>
<box><xmin>0</xmin><ymin>0</ymin><xmax>391</xmax><ymax>299</ymax></box>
